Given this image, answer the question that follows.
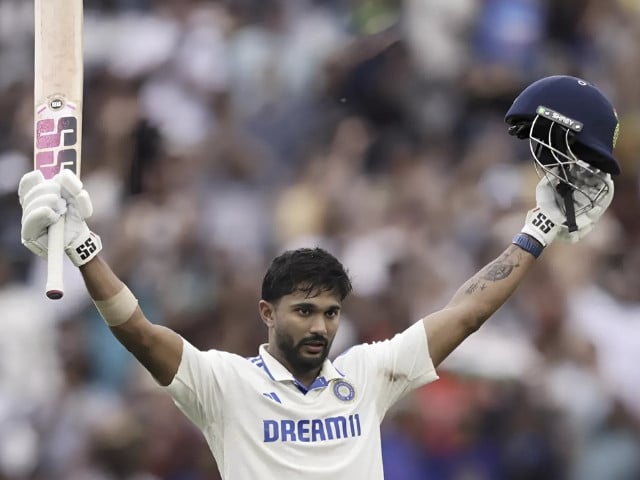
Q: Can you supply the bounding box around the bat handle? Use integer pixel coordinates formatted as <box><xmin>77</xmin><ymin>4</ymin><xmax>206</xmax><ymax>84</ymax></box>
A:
<box><xmin>46</xmin><ymin>217</ymin><xmax>65</xmax><ymax>299</ymax></box>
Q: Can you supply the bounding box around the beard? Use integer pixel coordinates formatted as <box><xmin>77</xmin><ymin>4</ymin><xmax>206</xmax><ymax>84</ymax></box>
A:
<box><xmin>275</xmin><ymin>329</ymin><xmax>331</xmax><ymax>374</ymax></box>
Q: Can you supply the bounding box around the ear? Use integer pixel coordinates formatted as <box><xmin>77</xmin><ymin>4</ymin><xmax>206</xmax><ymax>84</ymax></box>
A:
<box><xmin>259</xmin><ymin>300</ymin><xmax>275</xmax><ymax>328</ymax></box>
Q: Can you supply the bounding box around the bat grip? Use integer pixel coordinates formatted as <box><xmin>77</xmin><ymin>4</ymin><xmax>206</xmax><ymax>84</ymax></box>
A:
<box><xmin>46</xmin><ymin>217</ymin><xmax>65</xmax><ymax>299</ymax></box>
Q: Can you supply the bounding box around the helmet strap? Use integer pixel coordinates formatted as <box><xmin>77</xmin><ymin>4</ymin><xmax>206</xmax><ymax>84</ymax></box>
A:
<box><xmin>556</xmin><ymin>182</ymin><xmax>578</xmax><ymax>232</ymax></box>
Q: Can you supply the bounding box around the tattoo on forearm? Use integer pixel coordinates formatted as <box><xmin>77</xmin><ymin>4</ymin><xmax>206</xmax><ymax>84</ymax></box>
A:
<box><xmin>466</xmin><ymin>282</ymin><xmax>479</xmax><ymax>294</ymax></box>
<box><xmin>464</xmin><ymin>247</ymin><xmax>523</xmax><ymax>295</ymax></box>
<box><xmin>465</xmin><ymin>281</ymin><xmax>489</xmax><ymax>294</ymax></box>
<box><xmin>483</xmin><ymin>262</ymin><xmax>514</xmax><ymax>281</ymax></box>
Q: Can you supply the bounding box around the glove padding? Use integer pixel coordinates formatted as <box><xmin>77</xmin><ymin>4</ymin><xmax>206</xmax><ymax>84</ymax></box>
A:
<box><xmin>522</xmin><ymin>174</ymin><xmax>614</xmax><ymax>246</ymax></box>
<box><xmin>19</xmin><ymin>170</ymin><xmax>102</xmax><ymax>266</ymax></box>
<box><xmin>555</xmin><ymin>173</ymin><xmax>614</xmax><ymax>243</ymax></box>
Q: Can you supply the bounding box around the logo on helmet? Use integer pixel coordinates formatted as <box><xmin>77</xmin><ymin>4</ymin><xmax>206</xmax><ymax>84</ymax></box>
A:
<box><xmin>613</xmin><ymin>122</ymin><xmax>620</xmax><ymax>149</ymax></box>
<box><xmin>536</xmin><ymin>106</ymin><xmax>583</xmax><ymax>132</ymax></box>
<box><xmin>611</xmin><ymin>108</ymin><xmax>620</xmax><ymax>149</ymax></box>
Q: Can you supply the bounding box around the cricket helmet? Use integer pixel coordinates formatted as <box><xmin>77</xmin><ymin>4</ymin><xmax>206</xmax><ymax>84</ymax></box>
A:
<box><xmin>505</xmin><ymin>75</ymin><xmax>620</xmax><ymax>229</ymax></box>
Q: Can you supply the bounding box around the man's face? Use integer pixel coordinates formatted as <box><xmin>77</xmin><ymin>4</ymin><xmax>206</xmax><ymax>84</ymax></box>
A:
<box><xmin>261</xmin><ymin>289</ymin><xmax>342</xmax><ymax>375</ymax></box>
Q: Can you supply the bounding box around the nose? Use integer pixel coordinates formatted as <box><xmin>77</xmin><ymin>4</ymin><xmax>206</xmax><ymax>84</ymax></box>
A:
<box><xmin>309</xmin><ymin>315</ymin><xmax>327</xmax><ymax>335</ymax></box>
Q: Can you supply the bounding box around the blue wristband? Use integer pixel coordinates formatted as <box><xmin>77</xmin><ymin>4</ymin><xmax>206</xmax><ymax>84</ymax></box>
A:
<box><xmin>512</xmin><ymin>233</ymin><xmax>544</xmax><ymax>258</ymax></box>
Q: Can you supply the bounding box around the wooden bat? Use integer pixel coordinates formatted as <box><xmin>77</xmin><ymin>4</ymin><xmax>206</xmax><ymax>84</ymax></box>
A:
<box><xmin>34</xmin><ymin>0</ymin><xmax>83</xmax><ymax>299</ymax></box>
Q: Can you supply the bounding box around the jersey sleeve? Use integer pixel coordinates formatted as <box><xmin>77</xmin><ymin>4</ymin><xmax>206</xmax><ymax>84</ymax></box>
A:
<box><xmin>163</xmin><ymin>337</ymin><xmax>226</xmax><ymax>430</ymax></box>
<box><xmin>337</xmin><ymin>320</ymin><xmax>438</xmax><ymax>419</ymax></box>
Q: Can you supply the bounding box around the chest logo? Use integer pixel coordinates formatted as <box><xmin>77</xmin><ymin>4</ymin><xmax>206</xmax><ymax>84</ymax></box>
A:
<box><xmin>333</xmin><ymin>380</ymin><xmax>355</xmax><ymax>402</ymax></box>
<box><xmin>262</xmin><ymin>392</ymin><xmax>282</xmax><ymax>404</ymax></box>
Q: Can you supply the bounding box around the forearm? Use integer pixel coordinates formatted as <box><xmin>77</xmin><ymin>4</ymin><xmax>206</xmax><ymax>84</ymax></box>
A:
<box><xmin>79</xmin><ymin>255</ymin><xmax>182</xmax><ymax>386</ymax></box>
<box><xmin>448</xmin><ymin>244</ymin><xmax>535</xmax><ymax>325</ymax></box>
<box><xmin>80</xmin><ymin>255</ymin><xmax>126</xmax><ymax>301</ymax></box>
<box><xmin>423</xmin><ymin>244</ymin><xmax>536</xmax><ymax>366</ymax></box>
<box><xmin>80</xmin><ymin>255</ymin><xmax>145</xmax><ymax>345</ymax></box>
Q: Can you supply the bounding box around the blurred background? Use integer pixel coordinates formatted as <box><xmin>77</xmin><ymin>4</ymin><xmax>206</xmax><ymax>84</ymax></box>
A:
<box><xmin>1</xmin><ymin>0</ymin><xmax>639</xmax><ymax>479</ymax></box>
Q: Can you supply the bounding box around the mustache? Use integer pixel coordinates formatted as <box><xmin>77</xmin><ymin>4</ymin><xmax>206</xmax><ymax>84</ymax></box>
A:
<box><xmin>298</xmin><ymin>335</ymin><xmax>328</xmax><ymax>347</ymax></box>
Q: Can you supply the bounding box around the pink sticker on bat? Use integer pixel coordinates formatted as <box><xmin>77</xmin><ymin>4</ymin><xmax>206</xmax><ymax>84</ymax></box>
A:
<box><xmin>35</xmin><ymin>100</ymin><xmax>79</xmax><ymax>178</ymax></box>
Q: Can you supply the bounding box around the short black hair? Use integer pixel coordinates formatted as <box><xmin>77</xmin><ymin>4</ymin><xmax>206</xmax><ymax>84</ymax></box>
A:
<box><xmin>261</xmin><ymin>248</ymin><xmax>352</xmax><ymax>303</ymax></box>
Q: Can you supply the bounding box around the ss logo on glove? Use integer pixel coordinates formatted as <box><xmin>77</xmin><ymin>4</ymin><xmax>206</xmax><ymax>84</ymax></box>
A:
<box><xmin>531</xmin><ymin>211</ymin><xmax>555</xmax><ymax>234</ymax></box>
<box><xmin>75</xmin><ymin>236</ymin><xmax>98</xmax><ymax>260</ymax></box>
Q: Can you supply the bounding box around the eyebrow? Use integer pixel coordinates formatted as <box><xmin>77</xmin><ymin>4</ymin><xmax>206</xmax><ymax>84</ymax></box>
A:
<box><xmin>291</xmin><ymin>302</ymin><xmax>341</xmax><ymax>312</ymax></box>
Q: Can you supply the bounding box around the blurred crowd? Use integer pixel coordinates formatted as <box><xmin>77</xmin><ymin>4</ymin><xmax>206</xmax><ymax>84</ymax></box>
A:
<box><xmin>1</xmin><ymin>0</ymin><xmax>640</xmax><ymax>479</ymax></box>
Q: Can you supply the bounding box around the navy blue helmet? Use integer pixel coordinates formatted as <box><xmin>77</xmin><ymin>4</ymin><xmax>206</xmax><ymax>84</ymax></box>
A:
<box><xmin>505</xmin><ymin>75</ymin><xmax>620</xmax><ymax>231</ymax></box>
<box><xmin>505</xmin><ymin>75</ymin><xmax>620</xmax><ymax>175</ymax></box>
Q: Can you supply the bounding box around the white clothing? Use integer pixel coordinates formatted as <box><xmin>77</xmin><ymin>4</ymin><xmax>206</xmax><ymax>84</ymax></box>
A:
<box><xmin>165</xmin><ymin>320</ymin><xmax>438</xmax><ymax>479</ymax></box>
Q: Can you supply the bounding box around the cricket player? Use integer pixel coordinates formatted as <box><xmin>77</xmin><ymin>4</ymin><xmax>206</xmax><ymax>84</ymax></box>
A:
<box><xmin>18</xmin><ymin>76</ymin><xmax>620</xmax><ymax>479</ymax></box>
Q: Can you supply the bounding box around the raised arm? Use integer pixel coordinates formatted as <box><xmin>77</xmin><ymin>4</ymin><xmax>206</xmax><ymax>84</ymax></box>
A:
<box><xmin>423</xmin><ymin>244</ymin><xmax>533</xmax><ymax>367</ymax></box>
<box><xmin>423</xmin><ymin>172</ymin><xmax>614</xmax><ymax>368</ymax></box>
<box><xmin>80</xmin><ymin>256</ymin><xmax>182</xmax><ymax>385</ymax></box>
<box><xmin>19</xmin><ymin>170</ymin><xmax>182</xmax><ymax>386</ymax></box>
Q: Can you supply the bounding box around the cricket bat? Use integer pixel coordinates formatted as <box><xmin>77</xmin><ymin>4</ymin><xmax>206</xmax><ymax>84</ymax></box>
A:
<box><xmin>34</xmin><ymin>0</ymin><xmax>83</xmax><ymax>299</ymax></box>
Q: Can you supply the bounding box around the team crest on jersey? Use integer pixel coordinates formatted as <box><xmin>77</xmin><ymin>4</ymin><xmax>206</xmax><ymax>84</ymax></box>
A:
<box><xmin>333</xmin><ymin>380</ymin><xmax>355</xmax><ymax>402</ymax></box>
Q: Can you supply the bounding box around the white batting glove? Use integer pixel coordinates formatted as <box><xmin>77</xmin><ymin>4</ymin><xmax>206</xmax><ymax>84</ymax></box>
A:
<box><xmin>521</xmin><ymin>177</ymin><xmax>563</xmax><ymax>248</ymax></box>
<box><xmin>555</xmin><ymin>173</ymin><xmax>614</xmax><ymax>243</ymax></box>
<box><xmin>520</xmin><ymin>174</ymin><xmax>614</xmax><ymax>248</ymax></box>
<box><xmin>19</xmin><ymin>170</ymin><xmax>102</xmax><ymax>266</ymax></box>
<box><xmin>19</xmin><ymin>171</ymin><xmax>66</xmax><ymax>258</ymax></box>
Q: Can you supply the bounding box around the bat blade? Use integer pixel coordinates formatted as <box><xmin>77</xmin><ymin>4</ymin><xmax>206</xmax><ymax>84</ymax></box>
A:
<box><xmin>34</xmin><ymin>0</ymin><xmax>84</xmax><ymax>299</ymax></box>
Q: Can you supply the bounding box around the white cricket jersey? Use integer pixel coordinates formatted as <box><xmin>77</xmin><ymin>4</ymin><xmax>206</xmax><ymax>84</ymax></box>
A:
<box><xmin>164</xmin><ymin>320</ymin><xmax>438</xmax><ymax>479</ymax></box>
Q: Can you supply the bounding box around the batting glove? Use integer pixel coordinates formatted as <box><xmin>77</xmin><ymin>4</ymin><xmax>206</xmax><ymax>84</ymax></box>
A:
<box><xmin>520</xmin><ymin>177</ymin><xmax>564</xmax><ymax>248</ymax></box>
<box><xmin>519</xmin><ymin>174</ymin><xmax>614</xmax><ymax>251</ymax></box>
<box><xmin>555</xmin><ymin>173</ymin><xmax>614</xmax><ymax>243</ymax></box>
<box><xmin>19</xmin><ymin>170</ymin><xmax>102</xmax><ymax>266</ymax></box>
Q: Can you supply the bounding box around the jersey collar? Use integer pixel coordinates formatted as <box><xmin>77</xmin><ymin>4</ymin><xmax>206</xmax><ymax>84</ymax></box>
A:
<box><xmin>257</xmin><ymin>344</ymin><xmax>344</xmax><ymax>389</ymax></box>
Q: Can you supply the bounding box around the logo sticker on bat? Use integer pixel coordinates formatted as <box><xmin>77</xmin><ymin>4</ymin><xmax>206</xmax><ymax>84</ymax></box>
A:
<box><xmin>35</xmin><ymin>98</ymin><xmax>79</xmax><ymax>179</ymax></box>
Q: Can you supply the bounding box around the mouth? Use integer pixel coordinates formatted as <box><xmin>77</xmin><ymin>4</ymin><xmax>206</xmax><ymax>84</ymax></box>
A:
<box><xmin>300</xmin><ymin>341</ymin><xmax>327</xmax><ymax>355</ymax></box>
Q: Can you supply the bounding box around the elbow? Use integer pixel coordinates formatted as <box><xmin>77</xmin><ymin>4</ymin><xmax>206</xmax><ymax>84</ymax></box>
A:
<box><xmin>461</xmin><ymin>316</ymin><xmax>482</xmax><ymax>337</ymax></box>
<box><xmin>459</xmin><ymin>304</ymin><xmax>493</xmax><ymax>335</ymax></box>
<box><xmin>111</xmin><ymin>312</ymin><xmax>155</xmax><ymax>354</ymax></box>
